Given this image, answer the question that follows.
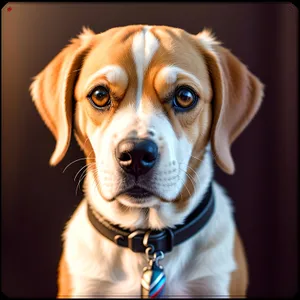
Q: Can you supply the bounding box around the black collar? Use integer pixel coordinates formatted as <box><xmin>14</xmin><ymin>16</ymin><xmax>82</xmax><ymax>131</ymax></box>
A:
<box><xmin>87</xmin><ymin>182</ymin><xmax>215</xmax><ymax>254</ymax></box>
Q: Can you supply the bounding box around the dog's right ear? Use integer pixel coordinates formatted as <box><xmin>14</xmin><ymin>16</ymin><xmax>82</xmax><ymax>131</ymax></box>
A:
<box><xmin>196</xmin><ymin>29</ymin><xmax>264</xmax><ymax>175</ymax></box>
<box><xmin>30</xmin><ymin>27</ymin><xmax>94</xmax><ymax>166</ymax></box>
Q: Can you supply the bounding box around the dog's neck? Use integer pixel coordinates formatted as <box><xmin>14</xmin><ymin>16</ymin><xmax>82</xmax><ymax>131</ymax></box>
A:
<box><xmin>84</xmin><ymin>148</ymin><xmax>214</xmax><ymax>231</ymax></box>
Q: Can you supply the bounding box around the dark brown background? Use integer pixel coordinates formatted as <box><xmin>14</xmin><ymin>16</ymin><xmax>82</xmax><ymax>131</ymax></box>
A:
<box><xmin>2</xmin><ymin>2</ymin><xmax>298</xmax><ymax>298</ymax></box>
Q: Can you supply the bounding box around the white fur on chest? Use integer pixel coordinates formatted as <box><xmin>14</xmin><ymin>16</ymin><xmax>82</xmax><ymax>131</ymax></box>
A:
<box><xmin>63</xmin><ymin>159</ymin><xmax>237</xmax><ymax>297</ymax></box>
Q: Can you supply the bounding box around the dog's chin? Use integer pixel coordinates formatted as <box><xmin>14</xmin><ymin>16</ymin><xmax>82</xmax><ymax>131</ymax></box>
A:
<box><xmin>117</xmin><ymin>194</ymin><xmax>160</xmax><ymax>208</ymax></box>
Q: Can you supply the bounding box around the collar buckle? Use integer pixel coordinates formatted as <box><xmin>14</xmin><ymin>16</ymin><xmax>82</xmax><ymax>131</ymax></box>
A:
<box><xmin>126</xmin><ymin>229</ymin><xmax>175</xmax><ymax>253</ymax></box>
<box><xmin>128</xmin><ymin>230</ymin><xmax>146</xmax><ymax>252</ymax></box>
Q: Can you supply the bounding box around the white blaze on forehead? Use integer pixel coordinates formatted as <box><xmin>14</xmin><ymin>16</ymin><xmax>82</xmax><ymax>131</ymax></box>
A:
<box><xmin>84</xmin><ymin>65</ymin><xmax>128</xmax><ymax>90</ymax></box>
<box><xmin>132</xmin><ymin>26</ymin><xmax>159</xmax><ymax>111</ymax></box>
<box><xmin>158</xmin><ymin>66</ymin><xmax>202</xmax><ymax>88</ymax></box>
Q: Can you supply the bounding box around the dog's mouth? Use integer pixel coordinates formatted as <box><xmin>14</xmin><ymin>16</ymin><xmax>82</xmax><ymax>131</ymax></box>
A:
<box><xmin>115</xmin><ymin>185</ymin><xmax>158</xmax><ymax>208</ymax></box>
<box><xmin>122</xmin><ymin>186</ymin><xmax>153</xmax><ymax>198</ymax></box>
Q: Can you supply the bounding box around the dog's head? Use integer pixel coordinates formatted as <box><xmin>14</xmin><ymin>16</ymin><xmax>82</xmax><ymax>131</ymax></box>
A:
<box><xmin>30</xmin><ymin>25</ymin><xmax>264</xmax><ymax>211</ymax></box>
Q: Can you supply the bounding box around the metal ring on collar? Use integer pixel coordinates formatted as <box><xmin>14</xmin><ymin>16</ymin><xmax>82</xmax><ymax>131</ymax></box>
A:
<box><xmin>143</xmin><ymin>230</ymin><xmax>155</xmax><ymax>254</ymax></box>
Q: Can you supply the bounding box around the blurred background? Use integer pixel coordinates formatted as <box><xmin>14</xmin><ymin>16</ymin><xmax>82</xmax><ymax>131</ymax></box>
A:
<box><xmin>2</xmin><ymin>2</ymin><xmax>298</xmax><ymax>297</ymax></box>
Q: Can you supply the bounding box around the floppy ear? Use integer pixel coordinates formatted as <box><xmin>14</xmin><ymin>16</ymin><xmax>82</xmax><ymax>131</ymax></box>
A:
<box><xmin>30</xmin><ymin>27</ymin><xmax>94</xmax><ymax>166</ymax></box>
<box><xmin>197</xmin><ymin>29</ymin><xmax>264</xmax><ymax>174</ymax></box>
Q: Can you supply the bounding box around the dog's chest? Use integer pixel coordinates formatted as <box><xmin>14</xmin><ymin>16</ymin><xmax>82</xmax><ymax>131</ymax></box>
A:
<box><xmin>77</xmin><ymin>252</ymin><xmax>189</xmax><ymax>297</ymax></box>
<box><xmin>64</xmin><ymin>201</ymin><xmax>201</xmax><ymax>296</ymax></box>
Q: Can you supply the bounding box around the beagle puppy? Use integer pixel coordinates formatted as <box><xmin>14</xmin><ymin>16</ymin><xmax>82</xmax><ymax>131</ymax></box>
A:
<box><xmin>30</xmin><ymin>25</ymin><xmax>264</xmax><ymax>298</ymax></box>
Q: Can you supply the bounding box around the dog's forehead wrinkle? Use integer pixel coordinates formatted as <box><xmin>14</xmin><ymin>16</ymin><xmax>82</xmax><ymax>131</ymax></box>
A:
<box><xmin>83</xmin><ymin>65</ymin><xmax>128</xmax><ymax>93</ymax></box>
<box><xmin>158</xmin><ymin>65</ymin><xmax>202</xmax><ymax>87</ymax></box>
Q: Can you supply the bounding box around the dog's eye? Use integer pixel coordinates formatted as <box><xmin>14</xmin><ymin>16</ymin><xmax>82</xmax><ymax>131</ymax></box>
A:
<box><xmin>173</xmin><ymin>86</ymin><xmax>198</xmax><ymax>111</ymax></box>
<box><xmin>88</xmin><ymin>86</ymin><xmax>111</xmax><ymax>109</ymax></box>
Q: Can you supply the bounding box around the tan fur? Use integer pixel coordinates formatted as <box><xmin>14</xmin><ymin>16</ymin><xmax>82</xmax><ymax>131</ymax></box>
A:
<box><xmin>230</xmin><ymin>230</ymin><xmax>249</xmax><ymax>297</ymax></box>
<box><xmin>57</xmin><ymin>251</ymin><xmax>72</xmax><ymax>298</ymax></box>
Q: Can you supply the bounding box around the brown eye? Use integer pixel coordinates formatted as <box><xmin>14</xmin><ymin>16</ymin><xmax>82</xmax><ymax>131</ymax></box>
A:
<box><xmin>173</xmin><ymin>86</ymin><xmax>198</xmax><ymax>111</ymax></box>
<box><xmin>88</xmin><ymin>86</ymin><xmax>111</xmax><ymax>109</ymax></box>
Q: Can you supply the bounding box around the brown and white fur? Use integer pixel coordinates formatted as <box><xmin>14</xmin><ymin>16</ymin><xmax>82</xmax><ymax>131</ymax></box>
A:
<box><xmin>30</xmin><ymin>25</ymin><xmax>264</xmax><ymax>298</ymax></box>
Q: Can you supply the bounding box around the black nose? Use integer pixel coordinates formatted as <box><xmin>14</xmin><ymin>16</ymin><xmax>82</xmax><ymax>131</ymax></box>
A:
<box><xmin>116</xmin><ymin>138</ymin><xmax>159</xmax><ymax>176</ymax></box>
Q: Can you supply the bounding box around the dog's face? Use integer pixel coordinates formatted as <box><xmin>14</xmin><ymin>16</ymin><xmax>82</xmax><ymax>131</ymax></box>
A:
<box><xmin>30</xmin><ymin>25</ymin><xmax>264</xmax><ymax>210</ymax></box>
<box><xmin>73</xmin><ymin>26</ymin><xmax>214</xmax><ymax>208</ymax></box>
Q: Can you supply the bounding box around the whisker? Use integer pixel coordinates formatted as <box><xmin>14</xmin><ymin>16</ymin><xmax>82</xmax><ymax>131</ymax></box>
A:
<box><xmin>178</xmin><ymin>173</ymin><xmax>192</xmax><ymax>198</ymax></box>
<box><xmin>63</xmin><ymin>157</ymin><xmax>95</xmax><ymax>173</ymax></box>
<box><xmin>182</xmin><ymin>180</ymin><xmax>192</xmax><ymax>198</ymax></box>
<box><xmin>186</xmin><ymin>165</ymin><xmax>200</xmax><ymax>184</ymax></box>
<box><xmin>74</xmin><ymin>165</ymin><xmax>88</xmax><ymax>183</ymax></box>
<box><xmin>179</xmin><ymin>163</ymin><xmax>200</xmax><ymax>184</ymax></box>
<box><xmin>185</xmin><ymin>170</ymin><xmax>197</xmax><ymax>188</ymax></box>
<box><xmin>76</xmin><ymin>166</ymin><xmax>95</xmax><ymax>195</ymax></box>
<box><xmin>74</xmin><ymin>162</ymin><xmax>94</xmax><ymax>182</ymax></box>
<box><xmin>75</xmin><ymin>176</ymin><xmax>85</xmax><ymax>195</ymax></box>
<box><xmin>180</xmin><ymin>168</ymin><xmax>196</xmax><ymax>193</ymax></box>
<box><xmin>179</xmin><ymin>167</ymin><xmax>196</xmax><ymax>185</ymax></box>
<box><xmin>190</xmin><ymin>155</ymin><xmax>204</xmax><ymax>163</ymax></box>
<box><xmin>77</xmin><ymin>164</ymin><xmax>97</xmax><ymax>191</ymax></box>
<box><xmin>63</xmin><ymin>146</ymin><xmax>95</xmax><ymax>174</ymax></box>
<box><xmin>76</xmin><ymin>163</ymin><xmax>97</xmax><ymax>194</ymax></box>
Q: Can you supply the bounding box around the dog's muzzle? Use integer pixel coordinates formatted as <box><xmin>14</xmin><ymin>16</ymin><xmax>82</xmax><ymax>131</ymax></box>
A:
<box><xmin>116</xmin><ymin>138</ymin><xmax>158</xmax><ymax>177</ymax></box>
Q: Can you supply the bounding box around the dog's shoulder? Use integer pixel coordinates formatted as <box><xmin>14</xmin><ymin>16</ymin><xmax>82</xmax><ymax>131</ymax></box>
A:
<box><xmin>57</xmin><ymin>250</ymin><xmax>72</xmax><ymax>298</ymax></box>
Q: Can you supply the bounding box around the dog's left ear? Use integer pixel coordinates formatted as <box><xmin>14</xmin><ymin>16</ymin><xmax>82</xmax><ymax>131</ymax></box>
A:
<box><xmin>196</xmin><ymin>29</ymin><xmax>265</xmax><ymax>174</ymax></box>
<box><xmin>30</xmin><ymin>27</ymin><xmax>94</xmax><ymax>166</ymax></box>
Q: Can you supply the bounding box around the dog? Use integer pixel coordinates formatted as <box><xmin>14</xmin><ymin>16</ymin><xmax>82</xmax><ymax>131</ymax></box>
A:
<box><xmin>30</xmin><ymin>25</ymin><xmax>264</xmax><ymax>298</ymax></box>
